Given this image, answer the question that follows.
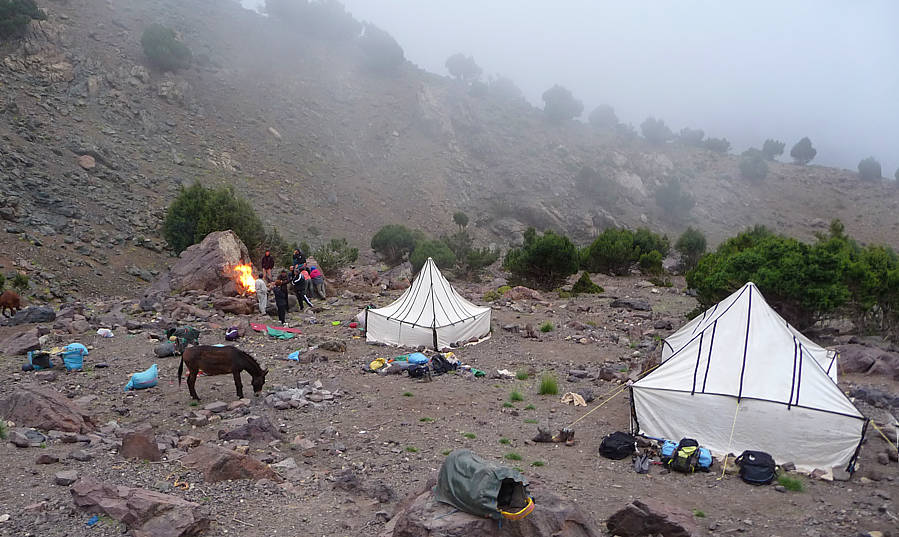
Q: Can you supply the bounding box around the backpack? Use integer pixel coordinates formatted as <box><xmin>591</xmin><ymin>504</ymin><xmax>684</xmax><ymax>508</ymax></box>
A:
<box><xmin>430</xmin><ymin>354</ymin><xmax>457</xmax><ymax>375</ymax></box>
<box><xmin>697</xmin><ymin>447</ymin><xmax>713</xmax><ymax>471</ymax></box>
<box><xmin>598</xmin><ymin>431</ymin><xmax>636</xmax><ymax>460</ymax></box>
<box><xmin>735</xmin><ymin>450</ymin><xmax>777</xmax><ymax>485</ymax></box>
<box><xmin>407</xmin><ymin>364</ymin><xmax>431</xmax><ymax>380</ymax></box>
<box><xmin>668</xmin><ymin>438</ymin><xmax>700</xmax><ymax>473</ymax></box>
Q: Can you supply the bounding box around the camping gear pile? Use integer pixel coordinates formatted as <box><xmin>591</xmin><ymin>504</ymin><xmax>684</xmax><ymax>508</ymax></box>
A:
<box><xmin>22</xmin><ymin>343</ymin><xmax>89</xmax><ymax>372</ymax></box>
<box><xmin>364</xmin><ymin>351</ymin><xmax>477</xmax><ymax>379</ymax></box>
<box><xmin>435</xmin><ymin>449</ymin><xmax>534</xmax><ymax>521</ymax></box>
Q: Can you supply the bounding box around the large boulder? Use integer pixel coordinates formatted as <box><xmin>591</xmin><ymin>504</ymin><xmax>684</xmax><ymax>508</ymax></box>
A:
<box><xmin>71</xmin><ymin>478</ymin><xmax>209</xmax><ymax>537</ymax></box>
<box><xmin>0</xmin><ymin>327</ymin><xmax>41</xmax><ymax>355</ymax></box>
<box><xmin>506</xmin><ymin>286</ymin><xmax>543</xmax><ymax>301</ymax></box>
<box><xmin>610</xmin><ymin>298</ymin><xmax>652</xmax><ymax>311</ymax></box>
<box><xmin>8</xmin><ymin>306</ymin><xmax>56</xmax><ymax>326</ymax></box>
<box><xmin>386</xmin><ymin>483</ymin><xmax>598</xmax><ymax>537</ymax></box>
<box><xmin>146</xmin><ymin>230</ymin><xmax>253</xmax><ymax>296</ymax></box>
<box><xmin>606</xmin><ymin>498</ymin><xmax>696</xmax><ymax>537</ymax></box>
<box><xmin>120</xmin><ymin>425</ymin><xmax>162</xmax><ymax>462</ymax></box>
<box><xmin>0</xmin><ymin>385</ymin><xmax>94</xmax><ymax>433</ymax></box>
<box><xmin>836</xmin><ymin>344</ymin><xmax>899</xmax><ymax>379</ymax></box>
<box><xmin>212</xmin><ymin>296</ymin><xmax>256</xmax><ymax>315</ymax></box>
<box><xmin>218</xmin><ymin>416</ymin><xmax>281</xmax><ymax>445</ymax></box>
<box><xmin>180</xmin><ymin>444</ymin><xmax>282</xmax><ymax>483</ymax></box>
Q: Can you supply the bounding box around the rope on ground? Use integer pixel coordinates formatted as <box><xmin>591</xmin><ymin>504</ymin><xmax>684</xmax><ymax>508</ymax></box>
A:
<box><xmin>717</xmin><ymin>401</ymin><xmax>742</xmax><ymax>481</ymax></box>
<box><xmin>565</xmin><ymin>362</ymin><xmax>662</xmax><ymax>429</ymax></box>
<box><xmin>869</xmin><ymin>419</ymin><xmax>898</xmax><ymax>452</ymax></box>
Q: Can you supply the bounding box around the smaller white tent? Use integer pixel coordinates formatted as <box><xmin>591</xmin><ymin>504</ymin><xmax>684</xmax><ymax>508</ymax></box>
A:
<box><xmin>632</xmin><ymin>282</ymin><xmax>866</xmax><ymax>473</ymax></box>
<box><xmin>363</xmin><ymin>258</ymin><xmax>491</xmax><ymax>350</ymax></box>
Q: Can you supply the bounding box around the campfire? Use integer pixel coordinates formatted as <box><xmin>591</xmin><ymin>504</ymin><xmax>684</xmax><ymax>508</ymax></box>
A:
<box><xmin>227</xmin><ymin>264</ymin><xmax>256</xmax><ymax>295</ymax></box>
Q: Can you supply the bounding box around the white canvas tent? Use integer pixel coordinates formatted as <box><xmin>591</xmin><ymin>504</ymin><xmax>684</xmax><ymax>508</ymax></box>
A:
<box><xmin>631</xmin><ymin>282</ymin><xmax>866</xmax><ymax>473</ymax></box>
<box><xmin>363</xmin><ymin>258</ymin><xmax>491</xmax><ymax>350</ymax></box>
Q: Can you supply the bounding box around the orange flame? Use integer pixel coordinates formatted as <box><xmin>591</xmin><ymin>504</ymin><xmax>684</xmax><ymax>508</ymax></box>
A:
<box><xmin>228</xmin><ymin>264</ymin><xmax>256</xmax><ymax>295</ymax></box>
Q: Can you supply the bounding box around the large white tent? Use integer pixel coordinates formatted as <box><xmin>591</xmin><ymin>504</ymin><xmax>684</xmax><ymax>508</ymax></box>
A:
<box><xmin>631</xmin><ymin>282</ymin><xmax>866</xmax><ymax>473</ymax></box>
<box><xmin>363</xmin><ymin>258</ymin><xmax>491</xmax><ymax>350</ymax></box>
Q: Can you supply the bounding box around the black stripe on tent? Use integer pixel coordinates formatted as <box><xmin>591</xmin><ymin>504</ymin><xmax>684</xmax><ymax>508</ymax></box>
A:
<box><xmin>701</xmin><ymin>320</ymin><xmax>717</xmax><ymax>393</ymax></box>
<box><xmin>796</xmin><ymin>344</ymin><xmax>803</xmax><ymax>406</ymax></box>
<box><xmin>691</xmin><ymin>332</ymin><xmax>704</xmax><ymax>396</ymax></box>
<box><xmin>788</xmin><ymin>336</ymin><xmax>798</xmax><ymax>410</ymax></box>
<box><xmin>628</xmin><ymin>386</ymin><xmax>641</xmax><ymax>434</ymax></box>
<box><xmin>662</xmin><ymin>339</ymin><xmax>674</xmax><ymax>355</ymax></box>
<box><xmin>737</xmin><ymin>285</ymin><xmax>753</xmax><ymax>401</ymax></box>
<box><xmin>826</xmin><ymin>351</ymin><xmax>837</xmax><ymax>377</ymax></box>
<box><xmin>364</xmin><ymin>308</ymin><xmax>369</xmax><ymax>338</ymax></box>
<box><xmin>691</xmin><ymin>302</ymin><xmax>718</xmax><ymax>335</ymax></box>
<box><xmin>633</xmin><ymin>385</ymin><xmax>866</xmax><ymax>422</ymax></box>
<box><xmin>847</xmin><ymin>419</ymin><xmax>870</xmax><ymax>474</ymax></box>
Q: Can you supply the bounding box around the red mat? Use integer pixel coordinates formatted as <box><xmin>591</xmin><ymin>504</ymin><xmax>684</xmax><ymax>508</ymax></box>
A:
<box><xmin>250</xmin><ymin>323</ymin><xmax>303</xmax><ymax>334</ymax></box>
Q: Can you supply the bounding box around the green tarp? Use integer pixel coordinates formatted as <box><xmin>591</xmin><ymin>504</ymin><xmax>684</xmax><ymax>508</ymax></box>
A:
<box><xmin>266</xmin><ymin>327</ymin><xmax>295</xmax><ymax>340</ymax></box>
<box><xmin>434</xmin><ymin>449</ymin><xmax>529</xmax><ymax>520</ymax></box>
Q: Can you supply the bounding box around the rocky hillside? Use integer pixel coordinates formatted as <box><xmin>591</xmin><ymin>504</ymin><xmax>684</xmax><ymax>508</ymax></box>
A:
<box><xmin>1</xmin><ymin>0</ymin><xmax>898</xmax><ymax>299</ymax></box>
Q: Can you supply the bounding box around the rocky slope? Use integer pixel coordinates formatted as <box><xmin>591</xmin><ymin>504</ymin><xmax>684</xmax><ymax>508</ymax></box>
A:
<box><xmin>1</xmin><ymin>0</ymin><xmax>898</xmax><ymax>300</ymax></box>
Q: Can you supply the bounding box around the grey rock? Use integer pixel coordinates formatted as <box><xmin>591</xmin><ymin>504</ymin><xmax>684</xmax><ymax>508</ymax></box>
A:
<box><xmin>54</xmin><ymin>470</ymin><xmax>78</xmax><ymax>486</ymax></box>
<box><xmin>9</xmin><ymin>306</ymin><xmax>56</xmax><ymax>326</ymax></box>
<box><xmin>70</xmin><ymin>449</ymin><xmax>93</xmax><ymax>461</ymax></box>
<box><xmin>610</xmin><ymin>298</ymin><xmax>652</xmax><ymax>312</ymax></box>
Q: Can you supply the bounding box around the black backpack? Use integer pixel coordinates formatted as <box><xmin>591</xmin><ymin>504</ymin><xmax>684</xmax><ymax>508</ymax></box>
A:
<box><xmin>430</xmin><ymin>355</ymin><xmax>457</xmax><ymax>375</ymax></box>
<box><xmin>668</xmin><ymin>438</ymin><xmax>700</xmax><ymax>473</ymax></box>
<box><xmin>735</xmin><ymin>450</ymin><xmax>777</xmax><ymax>485</ymax></box>
<box><xmin>598</xmin><ymin>432</ymin><xmax>636</xmax><ymax>460</ymax></box>
<box><xmin>407</xmin><ymin>364</ymin><xmax>431</xmax><ymax>380</ymax></box>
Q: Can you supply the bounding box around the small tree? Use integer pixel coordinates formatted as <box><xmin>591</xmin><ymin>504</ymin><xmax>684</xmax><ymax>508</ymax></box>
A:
<box><xmin>462</xmin><ymin>246</ymin><xmax>500</xmax><ymax>281</ymax></box>
<box><xmin>163</xmin><ymin>183</ymin><xmax>265</xmax><ymax>254</ymax></box>
<box><xmin>489</xmin><ymin>75</ymin><xmax>525</xmax><ymax>103</ymax></box>
<box><xmin>588</xmin><ymin>104</ymin><xmax>618</xmax><ymax>130</ymax></box>
<box><xmin>675</xmin><ymin>227</ymin><xmax>707</xmax><ymax>271</ymax></box>
<box><xmin>541</xmin><ymin>84</ymin><xmax>583</xmax><ymax>122</ymax></box>
<box><xmin>640</xmin><ymin>117</ymin><xmax>673</xmax><ymax>145</ymax></box>
<box><xmin>410</xmin><ymin>239</ymin><xmax>456</xmax><ymax>273</ymax></box>
<box><xmin>858</xmin><ymin>157</ymin><xmax>882</xmax><ymax>181</ymax></box>
<box><xmin>452</xmin><ymin>211</ymin><xmax>469</xmax><ymax>230</ymax></box>
<box><xmin>582</xmin><ymin>228</ymin><xmax>637</xmax><ymax>275</ymax></box>
<box><xmin>504</xmin><ymin>228</ymin><xmax>579</xmax><ymax>290</ymax></box>
<box><xmin>371</xmin><ymin>224</ymin><xmax>415</xmax><ymax>265</ymax></box>
<box><xmin>790</xmin><ymin>137</ymin><xmax>816</xmax><ymax>165</ymax></box>
<box><xmin>740</xmin><ymin>150</ymin><xmax>769</xmax><ymax>181</ymax></box>
<box><xmin>762</xmin><ymin>139</ymin><xmax>785</xmax><ymax>160</ymax></box>
<box><xmin>655</xmin><ymin>178</ymin><xmax>695</xmax><ymax>217</ymax></box>
<box><xmin>703</xmin><ymin>137</ymin><xmax>730</xmax><ymax>154</ymax></box>
<box><xmin>677</xmin><ymin>127</ymin><xmax>705</xmax><ymax>147</ymax></box>
<box><xmin>265</xmin><ymin>0</ymin><xmax>361</xmax><ymax>41</ymax></box>
<box><xmin>312</xmin><ymin>238</ymin><xmax>359</xmax><ymax>274</ymax></box>
<box><xmin>571</xmin><ymin>272</ymin><xmax>603</xmax><ymax>294</ymax></box>
<box><xmin>141</xmin><ymin>24</ymin><xmax>192</xmax><ymax>72</ymax></box>
<box><xmin>0</xmin><ymin>0</ymin><xmax>45</xmax><ymax>39</ymax></box>
<box><xmin>358</xmin><ymin>23</ymin><xmax>404</xmax><ymax>74</ymax></box>
<box><xmin>638</xmin><ymin>251</ymin><xmax>663</xmax><ymax>275</ymax></box>
<box><xmin>445</xmin><ymin>53</ymin><xmax>482</xmax><ymax>81</ymax></box>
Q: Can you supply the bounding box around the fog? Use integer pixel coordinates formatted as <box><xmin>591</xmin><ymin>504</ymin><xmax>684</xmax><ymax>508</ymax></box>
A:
<box><xmin>242</xmin><ymin>0</ymin><xmax>899</xmax><ymax>176</ymax></box>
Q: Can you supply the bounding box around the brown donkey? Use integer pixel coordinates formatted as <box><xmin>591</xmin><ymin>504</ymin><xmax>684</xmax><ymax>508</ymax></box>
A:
<box><xmin>0</xmin><ymin>290</ymin><xmax>21</xmax><ymax>317</ymax></box>
<box><xmin>178</xmin><ymin>345</ymin><xmax>267</xmax><ymax>401</ymax></box>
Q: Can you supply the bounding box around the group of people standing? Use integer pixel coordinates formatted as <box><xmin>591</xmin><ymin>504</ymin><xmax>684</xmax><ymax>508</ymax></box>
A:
<box><xmin>253</xmin><ymin>249</ymin><xmax>326</xmax><ymax>326</ymax></box>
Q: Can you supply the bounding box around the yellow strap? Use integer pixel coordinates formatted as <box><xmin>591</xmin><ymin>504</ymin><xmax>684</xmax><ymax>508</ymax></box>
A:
<box><xmin>717</xmin><ymin>401</ymin><xmax>741</xmax><ymax>481</ymax></box>
<box><xmin>870</xmin><ymin>419</ymin><xmax>898</xmax><ymax>452</ymax></box>
<box><xmin>500</xmin><ymin>497</ymin><xmax>534</xmax><ymax>520</ymax></box>
<box><xmin>566</xmin><ymin>362</ymin><xmax>662</xmax><ymax>429</ymax></box>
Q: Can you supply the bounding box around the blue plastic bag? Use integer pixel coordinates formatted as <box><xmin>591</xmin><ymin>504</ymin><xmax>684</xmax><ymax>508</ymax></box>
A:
<box><xmin>697</xmin><ymin>447</ymin><xmax>712</xmax><ymax>470</ymax></box>
<box><xmin>124</xmin><ymin>364</ymin><xmax>158</xmax><ymax>391</ymax></box>
<box><xmin>61</xmin><ymin>343</ymin><xmax>88</xmax><ymax>371</ymax></box>
<box><xmin>408</xmin><ymin>352</ymin><xmax>428</xmax><ymax>365</ymax></box>
<box><xmin>287</xmin><ymin>350</ymin><xmax>300</xmax><ymax>361</ymax></box>
<box><xmin>660</xmin><ymin>440</ymin><xmax>677</xmax><ymax>460</ymax></box>
<box><xmin>27</xmin><ymin>351</ymin><xmax>53</xmax><ymax>371</ymax></box>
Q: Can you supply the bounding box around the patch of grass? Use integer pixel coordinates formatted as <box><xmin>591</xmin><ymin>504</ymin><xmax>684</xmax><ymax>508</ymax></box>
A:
<box><xmin>189</xmin><ymin>400</ymin><xmax>198</xmax><ymax>407</ymax></box>
<box><xmin>405</xmin><ymin>446</ymin><xmax>419</xmax><ymax>453</ymax></box>
<box><xmin>39</xmin><ymin>442</ymin><xmax>46</xmax><ymax>448</ymax></box>
<box><xmin>504</xmin><ymin>452</ymin><xmax>522</xmax><ymax>461</ymax></box>
<box><xmin>538</xmin><ymin>373</ymin><xmax>558</xmax><ymax>395</ymax></box>
<box><xmin>509</xmin><ymin>390</ymin><xmax>524</xmax><ymax>402</ymax></box>
<box><xmin>499</xmin><ymin>437</ymin><xmax>511</xmax><ymax>445</ymax></box>
<box><xmin>502</xmin><ymin>402</ymin><xmax>514</xmax><ymax>408</ymax></box>
<box><xmin>557</xmin><ymin>290</ymin><xmax>572</xmax><ymax>299</ymax></box>
<box><xmin>692</xmin><ymin>509</ymin><xmax>705</xmax><ymax>518</ymax></box>
<box><xmin>777</xmin><ymin>474</ymin><xmax>805</xmax><ymax>492</ymax></box>
<box><xmin>516</xmin><ymin>370</ymin><xmax>529</xmax><ymax>380</ymax></box>
<box><xmin>403</xmin><ymin>391</ymin><xmax>413</xmax><ymax>397</ymax></box>
<box><xmin>586</xmin><ymin>320</ymin><xmax>597</xmax><ymax>327</ymax></box>
<box><xmin>493</xmin><ymin>384</ymin><xmax>501</xmax><ymax>388</ymax></box>
<box><xmin>524</xmin><ymin>418</ymin><xmax>538</xmax><ymax>424</ymax></box>
<box><xmin>462</xmin><ymin>432</ymin><xmax>476</xmax><ymax>439</ymax></box>
<box><xmin>539</xmin><ymin>321</ymin><xmax>554</xmax><ymax>333</ymax></box>
<box><xmin>531</xmin><ymin>460</ymin><xmax>545</xmax><ymax>467</ymax></box>
<box><xmin>441</xmin><ymin>449</ymin><xmax>451</xmax><ymax>456</ymax></box>
<box><xmin>0</xmin><ymin>420</ymin><xmax>6</xmax><ymax>440</ymax></box>
<box><xmin>498</xmin><ymin>285</ymin><xmax>511</xmax><ymax>294</ymax></box>
<box><xmin>524</xmin><ymin>404</ymin><xmax>536</xmax><ymax>410</ymax></box>
<box><xmin>419</xmin><ymin>417</ymin><xmax>435</xmax><ymax>423</ymax></box>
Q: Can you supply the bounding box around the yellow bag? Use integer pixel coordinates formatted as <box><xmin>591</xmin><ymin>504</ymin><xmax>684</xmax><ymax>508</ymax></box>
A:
<box><xmin>369</xmin><ymin>358</ymin><xmax>387</xmax><ymax>371</ymax></box>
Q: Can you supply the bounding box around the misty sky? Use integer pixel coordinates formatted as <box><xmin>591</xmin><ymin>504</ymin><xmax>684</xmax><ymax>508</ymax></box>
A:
<box><xmin>241</xmin><ymin>0</ymin><xmax>899</xmax><ymax>176</ymax></box>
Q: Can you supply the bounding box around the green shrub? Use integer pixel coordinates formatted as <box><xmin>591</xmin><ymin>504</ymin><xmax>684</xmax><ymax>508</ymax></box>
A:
<box><xmin>502</xmin><ymin>402</ymin><xmax>514</xmax><ymax>408</ymax></box>
<box><xmin>509</xmin><ymin>390</ymin><xmax>524</xmax><ymax>402</ymax></box>
<box><xmin>655</xmin><ymin>179</ymin><xmax>695</xmax><ymax>217</ymax></box>
<box><xmin>0</xmin><ymin>273</ymin><xmax>5</xmax><ymax>290</ymax></box>
<box><xmin>524</xmin><ymin>404</ymin><xmax>536</xmax><ymax>410</ymax></box>
<box><xmin>571</xmin><ymin>272</ymin><xmax>603</xmax><ymax>294</ymax></box>
<box><xmin>359</xmin><ymin>23</ymin><xmax>404</xmax><ymax>74</ymax></box>
<box><xmin>483</xmin><ymin>289</ymin><xmax>501</xmax><ymax>301</ymax></box>
<box><xmin>762</xmin><ymin>139</ymin><xmax>785</xmax><ymax>160</ymax></box>
<box><xmin>499</xmin><ymin>437</ymin><xmax>511</xmax><ymax>445</ymax></box>
<box><xmin>503</xmin><ymin>228</ymin><xmax>579</xmax><ymax>290</ymax></box>
<box><xmin>516</xmin><ymin>370</ymin><xmax>529</xmax><ymax>380</ymax></box>
<box><xmin>141</xmin><ymin>24</ymin><xmax>192</xmax><ymax>72</ymax></box>
<box><xmin>452</xmin><ymin>211</ymin><xmax>469</xmax><ymax>229</ymax></box>
<box><xmin>11</xmin><ymin>273</ymin><xmax>28</xmax><ymax>292</ymax></box>
<box><xmin>542</xmin><ymin>84</ymin><xmax>583</xmax><ymax>122</ymax></box>
<box><xmin>582</xmin><ymin>228</ymin><xmax>637</xmax><ymax>275</ymax></box>
<box><xmin>588</xmin><ymin>104</ymin><xmax>618</xmax><ymax>130</ymax></box>
<box><xmin>858</xmin><ymin>157</ymin><xmax>882</xmax><ymax>181</ymax></box>
<box><xmin>677</xmin><ymin>127</ymin><xmax>705</xmax><ymax>147</ymax></box>
<box><xmin>163</xmin><ymin>183</ymin><xmax>265</xmax><ymax>255</ymax></box>
<box><xmin>403</xmin><ymin>391</ymin><xmax>413</xmax><ymax>397</ymax></box>
<box><xmin>462</xmin><ymin>432</ymin><xmax>476</xmax><ymax>439</ymax></box>
<box><xmin>265</xmin><ymin>0</ymin><xmax>361</xmax><ymax>41</ymax></box>
<box><xmin>504</xmin><ymin>452</ymin><xmax>522</xmax><ymax>461</ymax></box>
<box><xmin>634</xmin><ymin>228</ymin><xmax>670</xmax><ymax>258</ymax></box>
<box><xmin>410</xmin><ymin>239</ymin><xmax>456</xmax><ymax>273</ymax></box>
<box><xmin>312</xmin><ymin>238</ymin><xmax>358</xmax><ymax>274</ymax></box>
<box><xmin>538</xmin><ymin>373</ymin><xmax>558</xmax><ymax>395</ymax></box>
<box><xmin>703</xmin><ymin>137</ymin><xmax>731</xmax><ymax>153</ymax></box>
<box><xmin>675</xmin><ymin>227</ymin><xmax>707</xmax><ymax>271</ymax></box>
<box><xmin>790</xmin><ymin>137</ymin><xmax>816</xmax><ymax>165</ymax></box>
<box><xmin>524</xmin><ymin>418</ymin><xmax>538</xmax><ymax>424</ymax></box>
<box><xmin>0</xmin><ymin>0</ymin><xmax>45</xmax><ymax>39</ymax></box>
<box><xmin>442</xmin><ymin>449</ymin><xmax>452</xmax><ymax>456</ymax></box>
<box><xmin>777</xmin><ymin>474</ymin><xmax>805</xmax><ymax>492</ymax></box>
<box><xmin>539</xmin><ymin>322</ymin><xmax>554</xmax><ymax>333</ymax></box>
<box><xmin>445</xmin><ymin>54</ymin><xmax>481</xmax><ymax>81</ymax></box>
<box><xmin>649</xmin><ymin>276</ymin><xmax>673</xmax><ymax>287</ymax></box>
<box><xmin>640</xmin><ymin>117</ymin><xmax>673</xmax><ymax>144</ymax></box>
<box><xmin>371</xmin><ymin>224</ymin><xmax>416</xmax><ymax>265</ymax></box>
<box><xmin>462</xmin><ymin>246</ymin><xmax>500</xmax><ymax>280</ymax></box>
<box><xmin>531</xmin><ymin>460</ymin><xmax>545</xmax><ymax>467</ymax></box>
<box><xmin>740</xmin><ymin>150</ymin><xmax>769</xmax><ymax>181</ymax></box>
<box><xmin>0</xmin><ymin>419</ymin><xmax>6</xmax><ymax>440</ymax></box>
<box><xmin>419</xmin><ymin>417</ymin><xmax>435</xmax><ymax>422</ymax></box>
<box><xmin>405</xmin><ymin>446</ymin><xmax>418</xmax><ymax>453</ymax></box>
<box><xmin>638</xmin><ymin>250</ymin><xmax>663</xmax><ymax>275</ymax></box>
<box><xmin>692</xmin><ymin>509</ymin><xmax>706</xmax><ymax>518</ymax></box>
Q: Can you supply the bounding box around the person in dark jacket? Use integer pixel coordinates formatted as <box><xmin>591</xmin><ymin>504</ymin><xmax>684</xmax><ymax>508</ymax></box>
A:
<box><xmin>291</xmin><ymin>249</ymin><xmax>306</xmax><ymax>271</ymax></box>
<box><xmin>272</xmin><ymin>271</ymin><xmax>290</xmax><ymax>326</ymax></box>
<box><xmin>291</xmin><ymin>266</ymin><xmax>314</xmax><ymax>310</ymax></box>
<box><xmin>260</xmin><ymin>250</ymin><xmax>275</xmax><ymax>281</ymax></box>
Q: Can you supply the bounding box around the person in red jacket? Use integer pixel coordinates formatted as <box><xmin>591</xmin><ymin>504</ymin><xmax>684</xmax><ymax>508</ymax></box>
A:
<box><xmin>307</xmin><ymin>265</ymin><xmax>326</xmax><ymax>299</ymax></box>
<box><xmin>260</xmin><ymin>250</ymin><xmax>275</xmax><ymax>281</ymax></box>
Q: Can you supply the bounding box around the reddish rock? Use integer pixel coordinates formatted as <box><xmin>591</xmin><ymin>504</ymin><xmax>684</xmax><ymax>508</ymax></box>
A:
<box><xmin>505</xmin><ymin>286</ymin><xmax>543</xmax><ymax>301</ymax></box>
<box><xmin>180</xmin><ymin>444</ymin><xmax>282</xmax><ymax>483</ymax></box>
<box><xmin>77</xmin><ymin>155</ymin><xmax>96</xmax><ymax>170</ymax></box>
<box><xmin>0</xmin><ymin>327</ymin><xmax>41</xmax><ymax>355</ymax></box>
<box><xmin>146</xmin><ymin>230</ymin><xmax>253</xmax><ymax>296</ymax></box>
<box><xmin>71</xmin><ymin>478</ymin><xmax>209</xmax><ymax>537</ymax></box>
<box><xmin>0</xmin><ymin>385</ymin><xmax>93</xmax><ymax>433</ymax></box>
<box><xmin>212</xmin><ymin>296</ymin><xmax>255</xmax><ymax>315</ymax></box>
<box><xmin>120</xmin><ymin>425</ymin><xmax>162</xmax><ymax>462</ymax></box>
<box><xmin>606</xmin><ymin>498</ymin><xmax>696</xmax><ymax>537</ymax></box>
<box><xmin>36</xmin><ymin>454</ymin><xmax>60</xmax><ymax>464</ymax></box>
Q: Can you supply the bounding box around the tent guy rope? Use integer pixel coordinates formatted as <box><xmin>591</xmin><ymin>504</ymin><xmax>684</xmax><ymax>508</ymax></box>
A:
<box><xmin>717</xmin><ymin>401</ymin><xmax>742</xmax><ymax>481</ymax></box>
<box><xmin>566</xmin><ymin>362</ymin><xmax>662</xmax><ymax>429</ymax></box>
